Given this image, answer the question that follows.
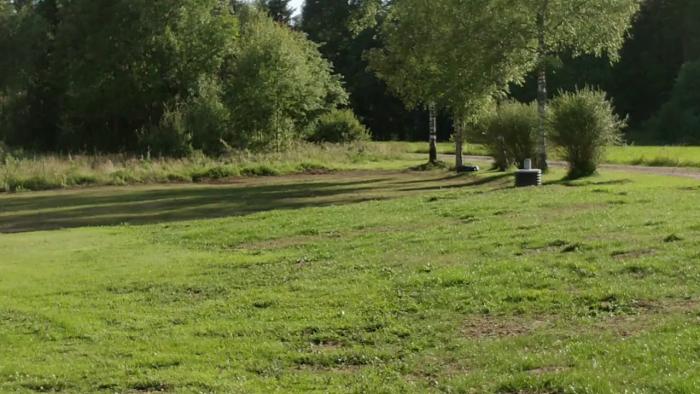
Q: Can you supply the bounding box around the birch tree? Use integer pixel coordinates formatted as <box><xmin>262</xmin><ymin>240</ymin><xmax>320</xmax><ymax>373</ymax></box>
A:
<box><xmin>369</xmin><ymin>0</ymin><xmax>532</xmax><ymax>169</ymax></box>
<box><xmin>513</xmin><ymin>0</ymin><xmax>641</xmax><ymax>170</ymax></box>
<box><xmin>366</xmin><ymin>0</ymin><xmax>446</xmax><ymax>164</ymax></box>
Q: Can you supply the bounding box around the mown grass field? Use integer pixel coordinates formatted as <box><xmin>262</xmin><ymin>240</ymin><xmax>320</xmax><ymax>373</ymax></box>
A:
<box><xmin>1</xmin><ymin>155</ymin><xmax>700</xmax><ymax>393</ymax></box>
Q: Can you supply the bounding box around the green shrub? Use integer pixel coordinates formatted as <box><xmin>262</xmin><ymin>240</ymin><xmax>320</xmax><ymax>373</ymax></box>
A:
<box><xmin>240</xmin><ymin>164</ymin><xmax>280</xmax><ymax>176</ymax></box>
<box><xmin>191</xmin><ymin>166</ymin><xmax>240</xmax><ymax>182</ymax></box>
<box><xmin>296</xmin><ymin>162</ymin><xmax>333</xmax><ymax>173</ymax></box>
<box><xmin>186</xmin><ymin>77</ymin><xmax>232</xmax><ymax>155</ymax></box>
<box><xmin>4</xmin><ymin>176</ymin><xmax>58</xmax><ymax>192</ymax></box>
<box><xmin>308</xmin><ymin>109</ymin><xmax>370</xmax><ymax>143</ymax></box>
<box><xmin>549</xmin><ymin>88</ymin><xmax>625</xmax><ymax>178</ymax></box>
<box><xmin>0</xmin><ymin>141</ymin><xmax>7</xmax><ymax>162</ymax></box>
<box><xmin>477</xmin><ymin>101</ymin><xmax>538</xmax><ymax>170</ymax></box>
<box><xmin>226</xmin><ymin>9</ymin><xmax>348</xmax><ymax>151</ymax></box>
<box><xmin>110</xmin><ymin>170</ymin><xmax>142</xmax><ymax>185</ymax></box>
<box><xmin>138</xmin><ymin>104</ymin><xmax>193</xmax><ymax>157</ymax></box>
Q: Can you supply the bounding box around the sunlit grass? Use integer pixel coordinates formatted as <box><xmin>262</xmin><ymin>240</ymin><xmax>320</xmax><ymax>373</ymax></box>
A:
<box><xmin>1</xmin><ymin>167</ymin><xmax>699</xmax><ymax>392</ymax></box>
<box><xmin>381</xmin><ymin>141</ymin><xmax>700</xmax><ymax>168</ymax></box>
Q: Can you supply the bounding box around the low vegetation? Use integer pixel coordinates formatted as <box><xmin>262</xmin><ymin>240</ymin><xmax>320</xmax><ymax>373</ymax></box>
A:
<box><xmin>475</xmin><ymin>101</ymin><xmax>538</xmax><ymax>170</ymax></box>
<box><xmin>0</xmin><ymin>143</ymin><xmax>406</xmax><ymax>193</ymax></box>
<box><xmin>548</xmin><ymin>88</ymin><xmax>625</xmax><ymax>178</ymax></box>
<box><xmin>400</xmin><ymin>142</ymin><xmax>700</xmax><ymax>169</ymax></box>
<box><xmin>4</xmin><ymin>141</ymin><xmax>699</xmax><ymax>194</ymax></box>
<box><xmin>1</xmin><ymin>165</ymin><xmax>699</xmax><ymax>392</ymax></box>
<box><xmin>307</xmin><ymin>109</ymin><xmax>371</xmax><ymax>144</ymax></box>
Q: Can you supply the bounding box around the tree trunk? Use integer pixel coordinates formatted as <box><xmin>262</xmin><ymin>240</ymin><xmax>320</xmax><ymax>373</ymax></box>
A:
<box><xmin>428</xmin><ymin>102</ymin><xmax>438</xmax><ymax>163</ymax></box>
<box><xmin>454</xmin><ymin>117</ymin><xmax>463</xmax><ymax>170</ymax></box>
<box><xmin>536</xmin><ymin>8</ymin><xmax>548</xmax><ymax>171</ymax></box>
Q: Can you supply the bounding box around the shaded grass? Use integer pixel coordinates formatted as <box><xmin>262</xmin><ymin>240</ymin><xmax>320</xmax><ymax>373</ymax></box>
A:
<box><xmin>1</xmin><ymin>167</ymin><xmax>700</xmax><ymax>392</ymax></box>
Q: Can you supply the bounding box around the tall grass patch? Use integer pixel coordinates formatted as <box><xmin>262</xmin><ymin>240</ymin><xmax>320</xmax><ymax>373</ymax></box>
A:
<box><xmin>0</xmin><ymin>142</ymin><xmax>406</xmax><ymax>192</ymax></box>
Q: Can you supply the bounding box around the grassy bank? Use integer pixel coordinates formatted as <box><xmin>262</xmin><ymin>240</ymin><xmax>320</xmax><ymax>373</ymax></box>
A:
<box><xmin>0</xmin><ymin>143</ymin><xmax>409</xmax><ymax>193</ymax></box>
<box><xmin>1</xmin><ymin>168</ymin><xmax>700</xmax><ymax>392</ymax></box>
<box><xmin>2</xmin><ymin>142</ymin><xmax>698</xmax><ymax>193</ymax></box>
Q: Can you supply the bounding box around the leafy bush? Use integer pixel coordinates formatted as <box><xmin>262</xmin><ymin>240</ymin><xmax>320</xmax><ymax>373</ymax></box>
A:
<box><xmin>138</xmin><ymin>104</ymin><xmax>193</xmax><ymax>157</ymax></box>
<box><xmin>225</xmin><ymin>9</ymin><xmax>348</xmax><ymax>151</ymax></box>
<box><xmin>549</xmin><ymin>88</ymin><xmax>625</xmax><ymax>178</ymax></box>
<box><xmin>477</xmin><ymin>101</ymin><xmax>537</xmax><ymax>170</ymax></box>
<box><xmin>0</xmin><ymin>141</ymin><xmax>7</xmax><ymax>162</ymax></box>
<box><xmin>186</xmin><ymin>77</ymin><xmax>232</xmax><ymax>155</ymax></box>
<box><xmin>646</xmin><ymin>61</ymin><xmax>700</xmax><ymax>144</ymax></box>
<box><xmin>191</xmin><ymin>165</ymin><xmax>239</xmax><ymax>182</ymax></box>
<box><xmin>308</xmin><ymin>109</ymin><xmax>371</xmax><ymax>143</ymax></box>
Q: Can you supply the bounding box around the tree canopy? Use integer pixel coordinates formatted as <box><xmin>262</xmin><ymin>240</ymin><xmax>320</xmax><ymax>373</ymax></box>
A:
<box><xmin>369</xmin><ymin>0</ymin><xmax>535</xmax><ymax>166</ymax></box>
<box><xmin>0</xmin><ymin>0</ymin><xmax>349</xmax><ymax>154</ymax></box>
<box><xmin>226</xmin><ymin>8</ymin><xmax>347</xmax><ymax>151</ymax></box>
<box><xmin>1</xmin><ymin>0</ymin><xmax>699</xmax><ymax>153</ymax></box>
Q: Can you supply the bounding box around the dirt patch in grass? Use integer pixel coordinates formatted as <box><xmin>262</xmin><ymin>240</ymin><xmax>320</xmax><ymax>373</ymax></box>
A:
<box><xmin>462</xmin><ymin>315</ymin><xmax>552</xmax><ymax>339</ymax></box>
<box><xmin>310</xmin><ymin>341</ymin><xmax>345</xmax><ymax>352</ymax></box>
<box><xmin>129</xmin><ymin>380</ymin><xmax>172</xmax><ymax>392</ymax></box>
<box><xmin>611</xmin><ymin>249</ymin><xmax>656</xmax><ymax>260</ymax></box>
<box><xmin>595</xmin><ymin>298</ymin><xmax>700</xmax><ymax>337</ymax></box>
<box><xmin>525</xmin><ymin>366</ymin><xmax>569</xmax><ymax>375</ymax></box>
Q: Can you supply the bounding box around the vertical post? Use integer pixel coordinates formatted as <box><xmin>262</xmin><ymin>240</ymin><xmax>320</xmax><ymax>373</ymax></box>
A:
<box><xmin>428</xmin><ymin>102</ymin><xmax>438</xmax><ymax>163</ymax></box>
<box><xmin>454</xmin><ymin>117</ymin><xmax>463</xmax><ymax>170</ymax></box>
<box><xmin>536</xmin><ymin>4</ymin><xmax>549</xmax><ymax>172</ymax></box>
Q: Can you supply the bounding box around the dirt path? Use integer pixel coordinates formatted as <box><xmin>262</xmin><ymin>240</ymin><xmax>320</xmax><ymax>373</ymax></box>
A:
<box><xmin>447</xmin><ymin>154</ymin><xmax>700</xmax><ymax>181</ymax></box>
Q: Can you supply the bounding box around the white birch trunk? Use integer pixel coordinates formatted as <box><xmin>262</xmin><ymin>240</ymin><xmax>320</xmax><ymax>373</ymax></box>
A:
<box><xmin>428</xmin><ymin>102</ymin><xmax>438</xmax><ymax>163</ymax></box>
<box><xmin>454</xmin><ymin>117</ymin><xmax>463</xmax><ymax>170</ymax></box>
<box><xmin>536</xmin><ymin>5</ymin><xmax>549</xmax><ymax>171</ymax></box>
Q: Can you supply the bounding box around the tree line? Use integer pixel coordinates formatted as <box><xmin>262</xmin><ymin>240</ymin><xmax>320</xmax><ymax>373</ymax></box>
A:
<box><xmin>1</xmin><ymin>0</ymin><xmax>699</xmax><ymax>155</ymax></box>
<box><xmin>0</xmin><ymin>0</ymin><xmax>359</xmax><ymax>154</ymax></box>
<box><xmin>298</xmin><ymin>0</ymin><xmax>699</xmax><ymax>145</ymax></box>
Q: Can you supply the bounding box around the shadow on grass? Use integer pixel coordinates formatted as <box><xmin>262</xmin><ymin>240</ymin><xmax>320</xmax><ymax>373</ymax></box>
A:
<box><xmin>543</xmin><ymin>177</ymin><xmax>633</xmax><ymax>187</ymax></box>
<box><xmin>398</xmin><ymin>172</ymin><xmax>513</xmax><ymax>192</ymax></box>
<box><xmin>0</xmin><ymin>170</ymin><xmax>510</xmax><ymax>233</ymax></box>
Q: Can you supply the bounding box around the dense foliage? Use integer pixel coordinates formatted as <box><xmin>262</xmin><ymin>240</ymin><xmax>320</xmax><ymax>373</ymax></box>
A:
<box><xmin>308</xmin><ymin>109</ymin><xmax>370</xmax><ymax>143</ymax></box>
<box><xmin>2</xmin><ymin>0</ymin><xmax>700</xmax><ymax>153</ymax></box>
<box><xmin>226</xmin><ymin>9</ymin><xmax>347</xmax><ymax>152</ymax></box>
<box><xmin>477</xmin><ymin>102</ymin><xmax>538</xmax><ymax>171</ymax></box>
<box><xmin>509</xmin><ymin>0</ymin><xmax>700</xmax><ymax>143</ymax></box>
<box><xmin>301</xmin><ymin>0</ymin><xmax>429</xmax><ymax>141</ymax></box>
<box><xmin>646</xmin><ymin>61</ymin><xmax>700</xmax><ymax>144</ymax></box>
<box><xmin>549</xmin><ymin>88</ymin><xmax>625</xmax><ymax>178</ymax></box>
<box><xmin>0</xmin><ymin>1</ymin><xmax>350</xmax><ymax>154</ymax></box>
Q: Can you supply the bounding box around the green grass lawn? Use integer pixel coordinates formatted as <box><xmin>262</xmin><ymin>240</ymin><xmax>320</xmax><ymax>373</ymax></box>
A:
<box><xmin>387</xmin><ymin>141</ymin><xmax>700</xmax><ymax>168</ymax></box>
<box><xmin>2</xmin><ymin>163</ymin><xmax>700</xmax><ymax>393</ymax></box>
<box><xmin>604</xmin><ymin>146</ymin><xmax>700</xmax><ymax>168</ymax></box>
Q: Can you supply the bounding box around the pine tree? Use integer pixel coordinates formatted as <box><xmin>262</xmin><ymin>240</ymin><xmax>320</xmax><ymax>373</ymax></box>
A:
<box><xmin>257</xmin><ymin>0</ymin><xmax>293</xmax><ymax>25</ymax></box>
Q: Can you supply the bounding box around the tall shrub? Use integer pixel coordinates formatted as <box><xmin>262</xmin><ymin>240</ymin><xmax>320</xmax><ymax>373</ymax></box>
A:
<box><xmin>224</xmin><ymin>8</ymin><xmax>348</xmax><ymax>151</ymax></box>
<box><xmin>549</xmin><ymin>88</ymin><xmax>625</xmax><ymax>178</ymax></box>
<box><xmin>308</xmin><ymin>109</ymin><xmax>370</xmax><ymax>143</ymax></box>
<box><xmin>478</xmin><ymin>101</ymin><xmax>538</xmax><ymax>170</ymax></box>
